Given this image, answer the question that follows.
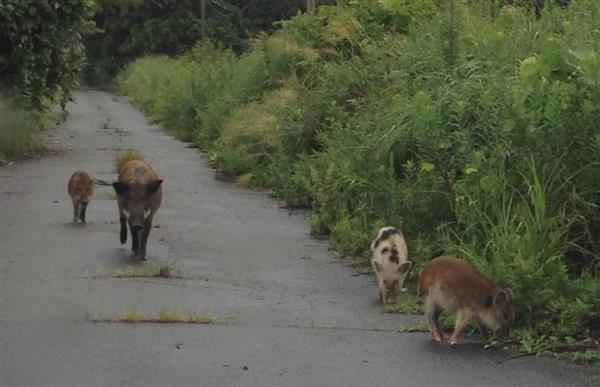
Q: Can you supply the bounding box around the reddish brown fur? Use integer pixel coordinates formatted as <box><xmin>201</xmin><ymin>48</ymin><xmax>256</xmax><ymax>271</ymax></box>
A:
<box><xmin>68</xmin><ymin>170</ymin><xmax>93</xmax><ymax>222</ymax></box>
<box><xmin>419</xmin><ymin>256</ymin><xmax>515</xmax><ymax>345</ymax></box>
<box><xmin>113</xmin><ymin>159</ymin><xmax>162</xmax><ymax>260</ymax></box>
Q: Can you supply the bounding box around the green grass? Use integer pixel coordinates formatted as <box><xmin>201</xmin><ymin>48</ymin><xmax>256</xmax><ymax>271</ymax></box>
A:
<box><xmin>116</xmin><ymin>0</ymin><xmax>600</xmax><ymax>357</ymax></box>
<box><xmin>398</xmin><ymin>321</ymin><xmax>429</xmax><ymax>333</ymax></box>
<box><xmin>382</xmin><ymin>299</ymin><xmax>422</xmax><ymax>315</ymax></box>
<box><xmin>0</xmin><ymin>101</ymin><xmax>45</xmax><ymax>159</ymax></box>
<box><xmin>112</xmin><ymin>308</ymin><xmax>215</xmax><ymax>324</ymax></box>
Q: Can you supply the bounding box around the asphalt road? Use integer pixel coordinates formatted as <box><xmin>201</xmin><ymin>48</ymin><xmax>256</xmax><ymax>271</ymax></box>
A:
<box><xmin>0</xmin><ymin>91</ymin><xmax>597</xmax><ymax>386</ymax></box>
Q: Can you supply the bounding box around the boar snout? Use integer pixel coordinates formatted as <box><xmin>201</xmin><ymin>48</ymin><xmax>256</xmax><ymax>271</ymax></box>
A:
<box><xmin>129</xmin><ymin>224</ymin><xmax>143</xmax><ymax>232</ymax></box>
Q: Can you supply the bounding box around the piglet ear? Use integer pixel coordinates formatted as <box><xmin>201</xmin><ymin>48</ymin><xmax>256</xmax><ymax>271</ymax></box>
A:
<box><xmin>398</xmin><ymin>261</ymin><xmax>411</xmax><ymax>274</ymax></box>
<box><xmin>112</xmin><ymin>182</ymin><xmax>129</xmax><ymax>196</ymax></box>
<box><xmin>494</xmin><ymin>290</ymin><xmax>508</xmax><ymax>305</ymax></box>
<box><xmin>373</xmin><ymin>261</ymin><xmax>383</xmax><ymax>273</ymax></box>
<box><xmin>146</xmin><ymin>179</ymin><xmax>163</xmax><ymax>195</ymax></box>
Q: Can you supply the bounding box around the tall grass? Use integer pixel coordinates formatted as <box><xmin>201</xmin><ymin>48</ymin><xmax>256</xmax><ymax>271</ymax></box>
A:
<box><xmin>117</xmin><ymin>0</ymin><xmax>600</xmax><ymax>349</ymax></box>
<box><xmin>0</xmin><ymin>101</ymin><xmax>45</xmax><ymax>159</ymax></box>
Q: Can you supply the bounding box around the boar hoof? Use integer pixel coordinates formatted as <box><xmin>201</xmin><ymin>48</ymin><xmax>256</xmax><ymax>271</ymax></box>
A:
<box><xmin>130</xmin><ymin>253</ymin><xmax>146</xmax><ymax>260</ymax></box>
<box><xmin>449</xmin><ymin>339</ymin><xmax>458</xmax><ymax>346</ymax></box>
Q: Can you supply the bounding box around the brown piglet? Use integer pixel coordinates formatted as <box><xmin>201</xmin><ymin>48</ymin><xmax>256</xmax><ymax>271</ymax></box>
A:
<box><xmin>418</xmin><ymin>256</ymin><xmax>515</xmax><ymax>346</ymax></box>
<box><xmin>68</xmin><ymin>170</ymin><xmax>93</xmax><ymax>223</ymax></box>
<box><xmin>112</xmin><ymin>159</ymin><xmax>162</xmax><ymax>260</ymax></box>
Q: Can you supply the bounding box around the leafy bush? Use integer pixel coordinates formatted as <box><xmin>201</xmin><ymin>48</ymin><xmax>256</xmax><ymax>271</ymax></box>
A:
<box><xmin>118</xmin><ymin>0</ymin><xmax>600</xmax><ymax>350</ymax></box>
<box><xmin>0</xmin><ymin>0</ymin><xmax>95</xmax><ymax>108</ymax></box>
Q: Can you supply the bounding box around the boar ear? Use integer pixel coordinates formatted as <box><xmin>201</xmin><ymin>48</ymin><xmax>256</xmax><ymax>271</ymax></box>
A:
<box><xmin>373</xmin><ymin>261</ymin><xmax>383</xmax><ymax>273</ymax></box>
<box><xmin>398</xmin><ymin>261</ymin><xmax>411</xmax><ymax>274</ymax></box>
<box><xmin>494</xmin><ymin>290</ymin><xmax>508</xmax><ymax>305</ymax></box>
<box><xmin>146</xmin><ymin>179</ymin><xmax>163</xmax><ymax>195</ymax></box>
<box><xmin>112</xmin><ymin>182</ymin><xmax>129</xmax><ymax>196</ymax></box>
<box><xmin>505</xmin><ymin>288</ymin><xmax>514</xmax><ymax>298</ymax></box>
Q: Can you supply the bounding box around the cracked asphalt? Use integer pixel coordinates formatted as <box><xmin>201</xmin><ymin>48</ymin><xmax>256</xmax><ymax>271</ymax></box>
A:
<box><xmin>0</xmin><ymin>91</ymin><xmax>597</xmax><ymax>386</ymax></box>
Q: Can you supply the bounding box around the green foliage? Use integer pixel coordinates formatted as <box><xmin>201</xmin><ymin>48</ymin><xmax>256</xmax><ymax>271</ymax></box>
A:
<box><xmin>84</xmin><ymin>0</ymin><xmax>333</xmax><ymax>86</ymax></box>
<box><xmin>0</xmin><ymin>101</ymin><xmax>45</xmax><ymax>159</ymax></box>
<box><xmin>0</xmin><ymin>0</ymin><xmax>95</xmax><ymax>108</ymax></box>
<box><xmin>117</xmin><ymin>0</ymin><xmax>600</xmax><ymax>352</ymax></box>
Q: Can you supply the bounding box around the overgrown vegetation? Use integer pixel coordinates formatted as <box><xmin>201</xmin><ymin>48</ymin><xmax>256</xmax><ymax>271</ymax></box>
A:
<box><xmin>0</xmin><ymin>0</ymin><xmax>95</xmax><ymax>158</ymax></box>
<box><xmin>0</xmin><ymin>101</ymin><xmax>45</xmax><ymax>160</ymax></box>
<box><xmin>117</xmin><ymin>0</ymin><xmax>600</xmax><ymax>358</ymax></box>
<box><xmin>0</xmin><ymin>0</ymin><xmax>95</xmax><ymax>108</ymax></box>
<box><xmin>84</xmin><ymin>0</ymin><xmax>336</xmax><ymax>87</ymax></box>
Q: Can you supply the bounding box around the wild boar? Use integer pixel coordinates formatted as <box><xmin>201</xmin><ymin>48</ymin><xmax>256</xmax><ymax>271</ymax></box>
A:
<box><xmin>370</xmin><ymin>226</ymin><xmax>412</xmax><ymax>304</ymax></box>
<box><xmin>418</xmin><ymin>255</ymin><xmax>515</xmax><ymax>346</ymax></box>
<box><xmin>68</xmin><ymin>170</ymin><xmax>93</xmax><ymax>223</ymax></box>
<box><xmin>112</xmin><ymin>160</ymin><xmax>162</xmax><ymax>260</ymax></box>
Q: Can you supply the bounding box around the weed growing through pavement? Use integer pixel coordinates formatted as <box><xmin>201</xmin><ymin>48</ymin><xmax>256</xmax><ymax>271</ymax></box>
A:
<box><xmin>108</xmin><ymin>308</ymin><xmax>215</xmax><ymax>324</ymax></box>
<box><xmin>398</xmin><ymin>321</ymin><xmax>429</xmax><ymax>333</ymax></box>
<box><xmin>383</xmin><ymin>300</ymin><xmax>422</xmax><ymax>315</ymax></box>
<box><xmin>113</xmin><ymin>260</ymin><xmax>179</xmax><ymax>278</ymax></box>
<box><xmin>115</xmin><ymin>149</ymin><xmax>143</xmax><ymax>172</ymax></box>
<box><xmin>118</xmin><ymin>308</ymin><xmax>143</xmax><ymax>322</ymax></box>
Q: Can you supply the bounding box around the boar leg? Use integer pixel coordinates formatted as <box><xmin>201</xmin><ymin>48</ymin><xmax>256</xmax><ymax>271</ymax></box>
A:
<box><xmin>138</xmin><ymin>219</ymin><xmax>152</xmax><ymax>260</ymax></box>
<box><xmin>475</xmin><ymin>319</ymin><xmax>489</xmax><ymax>341</ymax></box>
<box><xmin>73</xmin><ymin>202</ymin><xmax>80</xmax><ymax>222</ymax></box>
<box><xmin>449</xmin><ymin>309</ymin><xmax>472</xmax><ymax>346</ymax></box>
<box><xmin>119</xmin><ymin>213</ymin><xmax>127</xmax><ymax>245</ymax></box>
<box><xmin>424</xmin><ymin>301</ymin><xmax>445</xmax><ymax>342</ymax></box>
<box><xmin>130</xmin><ymin>226</ymin><xmax>139</xmax><ymax>256</ymax></box>
<box><xmin>79</xmin><ymin>202</ymin><xmax>88</xmax><ymax>223</ymax></box>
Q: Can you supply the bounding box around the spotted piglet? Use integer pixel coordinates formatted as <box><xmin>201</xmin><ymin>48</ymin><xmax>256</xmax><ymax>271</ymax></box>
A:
<box><xmin>370</xmin><ymin>226</ymin><xmax>412</xmax><ymax>304</ymax></box>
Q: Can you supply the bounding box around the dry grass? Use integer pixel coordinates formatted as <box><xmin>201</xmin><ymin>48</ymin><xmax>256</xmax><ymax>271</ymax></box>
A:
<box><xmin>218</xmin><ymin>83</ymin><xmax>299</xmax><ymax>153</ymax></box>
<box><xmin>113</xmin><ymin>260</ymin><xmax>179</xmax><ymax>278</ymax></box>
<box><xmin>233</xmin><ymin>173</ymin><xmax>254</xmax><ymax>188</ymax></box>
<box><xmin>115</xmin><ymin>149</ymin><xmax>143</xmax><ymax>172</ymax></box>
<box><xmin>118</xmin><ymin>308</ymin><xmax>143</xmax><ymax>322</ymax></box>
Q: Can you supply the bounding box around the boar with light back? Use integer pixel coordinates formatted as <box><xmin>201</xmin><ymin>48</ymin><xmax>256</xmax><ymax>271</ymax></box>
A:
<box><xmin>68</xmin><ymin>170</ymin><xmax>93</xmax><ymax>223</ymax></box>
<box><xmin>370</xmin><ymin>226</ymin><xmax>412</xmax><ymax>304</ymax></box>
<box><xmin>418</xmin><ymin>255</ymin><xmax>515</xmax><ymax>346</ymax></box>
<box><xmin>112</xmin><ymin>159</ymin><xmax>162</xmax><ymax>260</ymax></box>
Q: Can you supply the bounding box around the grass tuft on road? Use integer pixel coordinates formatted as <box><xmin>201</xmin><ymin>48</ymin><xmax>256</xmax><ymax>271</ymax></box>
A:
<box><xmin>115</xmin><ymin>149</ymin><xmax>143</xmax><ymax>172</ymax></box>
<box><xmin>109</xmin><ymin>308</ymin><xmax>215</xmax><ymax>324</ymax></box>
<box><xmin>113</xmin><ymin>260</ymin><xmax>179</xmax><ymax>279</ymax></box>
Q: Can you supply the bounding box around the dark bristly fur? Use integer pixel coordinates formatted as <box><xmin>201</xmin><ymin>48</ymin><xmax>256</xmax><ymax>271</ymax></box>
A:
<box><xmin>113</xmin><ymin>160</ymin><xmax>162</xmax><ymax>260</ymax></box>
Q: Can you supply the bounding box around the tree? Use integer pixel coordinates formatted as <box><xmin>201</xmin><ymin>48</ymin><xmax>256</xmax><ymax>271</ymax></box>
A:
<box><xmin>0</xmin><ymin>0</ymin><xmax>96</xmax><ymax>108</ymax></box>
